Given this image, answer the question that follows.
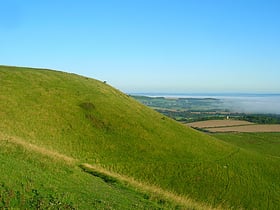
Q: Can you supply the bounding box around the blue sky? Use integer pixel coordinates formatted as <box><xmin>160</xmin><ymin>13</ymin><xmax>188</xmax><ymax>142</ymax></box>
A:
<box><xmin>1</xmin><ymin>0</ymin><xmax>280</xmax><ymax>93</ymax></box>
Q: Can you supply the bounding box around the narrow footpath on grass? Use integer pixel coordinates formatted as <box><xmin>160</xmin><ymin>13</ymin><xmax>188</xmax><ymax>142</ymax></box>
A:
<box><xmin>0</xmin><ymin>131</ymin><xmax>222</xmax><ymax>210</ymax></box>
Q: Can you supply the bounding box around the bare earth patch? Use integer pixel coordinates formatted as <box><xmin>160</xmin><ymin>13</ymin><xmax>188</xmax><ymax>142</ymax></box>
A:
<box><xmin>187</xmin><ymin>120</ymin><xmax>254</xmax><ymax>128</ymax></box>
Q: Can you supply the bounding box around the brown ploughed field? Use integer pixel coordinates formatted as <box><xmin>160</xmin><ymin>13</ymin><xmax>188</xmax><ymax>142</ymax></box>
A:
<box><xmin>186</xmin><ymin>120</ymin><xmax>280</xmax><ymax>133</ymax></box>
<box><xmin>187</xmin><ymin>120</ymin><xmax>254</xmax><ymax>128</ymax></box>
<box><xmin>208</xmin><ymin>124</ymin><xmax>280</xmax><ymax>133</ymax></box>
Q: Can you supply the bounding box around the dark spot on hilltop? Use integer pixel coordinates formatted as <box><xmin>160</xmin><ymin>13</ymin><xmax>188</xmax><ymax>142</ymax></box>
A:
<box><xmin>79</xmin><ymin>102</ymin><xmax>95</xmax><ymax>111</ymax></box>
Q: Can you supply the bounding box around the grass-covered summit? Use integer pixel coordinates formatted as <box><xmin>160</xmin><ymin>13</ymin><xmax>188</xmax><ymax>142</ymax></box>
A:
<box><xmin>1</xmin><ymin>66</ymin><xmax>229</xmax><ymax>162</ymax></box>
<box><xmin>1</xmin><ymin>65</ymin><xmax>279</xmax><ymax>209</ymax></box>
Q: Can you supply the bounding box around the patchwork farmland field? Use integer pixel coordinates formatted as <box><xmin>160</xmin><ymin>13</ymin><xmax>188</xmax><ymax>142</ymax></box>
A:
<box><xmin>187</xmin><ymin>120</ymin><xmax>254</xmax><ymax>128</ymax></box>
<box><xmin>187</xmin><ymin>120</ymin><xmax>280</xmax><ymax>132</ymax></box>
<box><xmin>208</xmin><ymin>124</ymin><xmax>280</xmax><ymax>132</ymax></box>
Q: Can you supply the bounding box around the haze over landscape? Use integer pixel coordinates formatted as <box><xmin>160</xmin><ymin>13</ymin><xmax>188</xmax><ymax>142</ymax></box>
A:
<box><xmin>1</xmin><ymin>1</ymin><xmax>280</xmax><ymax>209</ymax></box>
<box><xmin>1</xmin><ymin>0</ymin><xmax>280</xmax><ymax>93</ymax></box>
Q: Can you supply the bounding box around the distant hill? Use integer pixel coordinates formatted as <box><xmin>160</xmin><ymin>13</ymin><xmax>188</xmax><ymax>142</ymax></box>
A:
<box><xmin>0</xmin><ymin>65</ymin><xmax>279</xmax><ymax>209</ymax></box>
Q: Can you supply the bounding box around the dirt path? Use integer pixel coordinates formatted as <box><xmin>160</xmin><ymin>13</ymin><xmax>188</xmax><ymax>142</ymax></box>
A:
<box><xmin>0</xmin><ymin>131</ymin><xmax>222</xmax><ymax>210</ymax></box>
<box><xmin>0</xmin><ymin>132</ymin><xmax>76</xmax><ymax>164</ymax></box>
<box><xmin>80</xmin><ymin>163</ymin><xmax>220</xmax><ymax>210</ymax></box>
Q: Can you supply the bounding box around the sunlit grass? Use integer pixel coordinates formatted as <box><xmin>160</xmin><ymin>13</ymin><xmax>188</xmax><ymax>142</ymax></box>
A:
<box><xmin>0</xmin><ymin>133</ymin><xmax>182</xmax><ymax>209</ymax></box>
<box><xmin>1</xmin><ymin>65</ymin><xmax>279</xmax><ymax>209</ymax></box>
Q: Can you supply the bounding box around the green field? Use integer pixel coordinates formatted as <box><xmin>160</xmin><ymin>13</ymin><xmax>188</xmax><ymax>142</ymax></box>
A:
<box><xmin>1</xmin><ymin>66</ymin><xmax>279</xmax><ymax>209</ymax></box>
<box><xmin>213</xmin><ymin>132</ymin><xmax>280</xmax><ymax>158</ymax></box>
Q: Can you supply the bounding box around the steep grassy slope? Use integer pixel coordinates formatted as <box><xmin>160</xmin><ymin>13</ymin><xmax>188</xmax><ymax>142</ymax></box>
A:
<box><xmin>1</xmin><ymin>65</ymin><xmax>279</xmax><ymax>209</ymax></box>
<box><xmin>0</xmin><ymin>133</ymin><xmax>180</xmax><ymax>209</ymax></box>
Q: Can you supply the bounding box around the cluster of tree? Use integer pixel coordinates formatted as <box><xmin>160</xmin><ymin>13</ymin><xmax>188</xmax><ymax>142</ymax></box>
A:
<box><xmin>237</xmin><ymin>114</ymin><xmax>280</xmax><ymax>124</ymax></box>
<box><xmin>156</xmin><ymin>109</ymin><xmax>280</xmax><ymax>124</ymax></box>
<box><xmin>132</xmin><ymin>95</ymin><xmax>280</xmax><ymax>124</ymax></box>
<box><xmin>132</xmin><ymin>95</ymin><xmax>225</xmax><ymax>111</ymax></box>
<box><xmin>156</xmin><ymin>109</ymin><xmax>232</xmax><ymax>123</ymax></box>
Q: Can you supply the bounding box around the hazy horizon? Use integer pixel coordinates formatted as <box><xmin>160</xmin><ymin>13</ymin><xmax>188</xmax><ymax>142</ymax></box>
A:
<box><xmin>1</xmin><ymin>0</ymin><xmax>280</xmax><ymax>93</ymax></box>
<box><xmin>131</xmin><ymin>92</ymin><xmax>280</xmax><ymax>114</ymax></box>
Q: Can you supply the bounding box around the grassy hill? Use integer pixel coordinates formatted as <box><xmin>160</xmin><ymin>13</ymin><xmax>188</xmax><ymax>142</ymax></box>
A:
<box><xmin>0</xmin><ymin>133</ymin><xmax>178</xmax><ymax>209</ymax></box>
<box><xmin>1</xmin><ymin>65</ymin><xmax>279</xmax><ymax>209</ymax></box>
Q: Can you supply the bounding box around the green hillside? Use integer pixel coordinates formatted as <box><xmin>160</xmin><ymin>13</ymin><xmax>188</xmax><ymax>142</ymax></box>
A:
<box><xmin>1</xmin><ymin>65</ymin><xmax>279</xmax><ymax>209</ymax></box>
<box><xmin>0</xmin><ymin>133</ymin><xmax>178</xmax><ymax>209</ymax></box>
